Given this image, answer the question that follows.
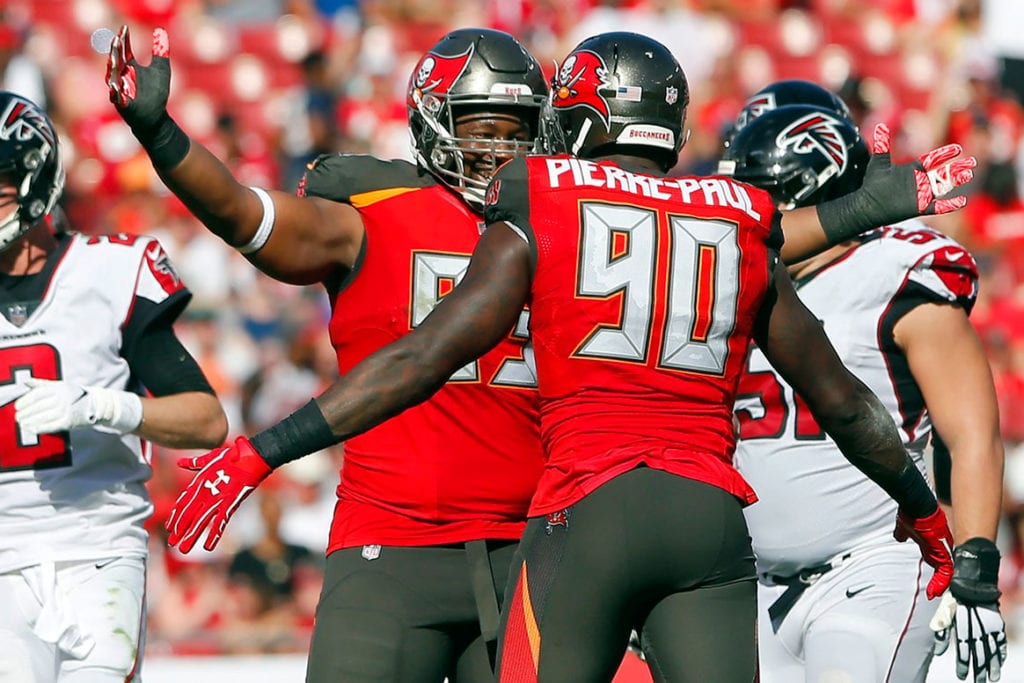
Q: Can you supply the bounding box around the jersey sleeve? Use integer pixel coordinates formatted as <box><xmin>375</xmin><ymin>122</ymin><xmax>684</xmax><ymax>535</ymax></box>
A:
<box><xmin>483</xmin><ymin>156</ymin><xmax>536</xmax><ymax>254</ymax></box>
<box><xmin>297</xmin><ymin>154</ymin><xmax>434</xmax><ymax>203</ymax></box>
<box><xmin>905</xmin><ymin>243</ymin><xmax>979</xmax><ymax>314</ymax></box>
<box><xmin>122</xmin><ymin>237</ymin><xmax>191</xmax><ymax>352</ymax></box>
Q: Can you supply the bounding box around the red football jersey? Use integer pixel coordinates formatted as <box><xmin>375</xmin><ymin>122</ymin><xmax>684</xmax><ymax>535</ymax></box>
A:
<box><xmin>485</xmin><ymin>155</ymin><xmax>782</xmax><ymax>515</ymax></box>
<box><xmin>300</xmin><ymin>155</ymin><xmax>543</xmax><ymax>551</ymax></box>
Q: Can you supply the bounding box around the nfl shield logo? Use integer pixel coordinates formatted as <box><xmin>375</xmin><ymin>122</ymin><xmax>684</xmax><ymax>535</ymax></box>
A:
<box><xmin>665</xmin><ymin>87</ymin><xmax>678</xmax><ymax>105</ymax></box>
<box><xmin>6</xmin><ymin>303</ymin><xmax>27</xmax><ymax>327</ymax></box>
<box><xmin>361</xmin><ymin>544</ymin><xmax>382</xmax><ymax>561</ymax></box>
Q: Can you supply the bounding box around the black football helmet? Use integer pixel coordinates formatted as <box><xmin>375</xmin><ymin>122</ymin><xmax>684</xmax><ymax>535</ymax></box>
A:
<box><xmin>407</xmin><ymin>28</ymin><xmax>548</xmax><ymax>208</ymax></box>
<box><xmin>542</xmin><ymin>32</ymin><xmax>689</xmax><ymax>171</ymax></box>
<box><xmin>0</xmin><ymin>92</ymin><xmax>63</xmax><ymax>250</ymax></box>
<box><xmin>728</xmin><ymin>79</ymin><xmax>852</xmax><ymax>145</ymax></box>
<box><xmin>718</xmin><ymin>104</ymin><xmax>869</xmax><ymax>209</ymax></box>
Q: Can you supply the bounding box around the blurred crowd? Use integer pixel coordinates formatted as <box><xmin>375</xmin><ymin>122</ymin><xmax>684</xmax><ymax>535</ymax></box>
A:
<box><xmin>4</xmin><ymin>0</ymin><xmax>1024</xmax><ymax>657</ymax></box>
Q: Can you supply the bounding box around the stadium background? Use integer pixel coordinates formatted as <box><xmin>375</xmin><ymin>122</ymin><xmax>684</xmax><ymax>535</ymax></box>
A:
<box><xmin>3</xmin><ymin>0</ymin><xmax>1024</xmax><ymax>679</ymax></box>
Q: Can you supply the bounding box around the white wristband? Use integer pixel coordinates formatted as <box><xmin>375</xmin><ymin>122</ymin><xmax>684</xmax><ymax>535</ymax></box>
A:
<box><xmin>238</xmin><ymin>187</ymin><xmax>275</xmax><ymax>254</ymax></box>
<box><xmin>86</xmin><ymin>387</ymin><xmax>144</xmax><ymax>434</ymax></box>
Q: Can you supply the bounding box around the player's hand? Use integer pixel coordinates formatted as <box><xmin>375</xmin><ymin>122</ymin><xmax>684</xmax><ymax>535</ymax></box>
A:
<box><xmin>816</xmin><ymin>124</ymin><xmax>976</xmax><ymax>242</ymax></box>
<box><xmin>868</xmin><ymin>124</ymin><xmax>976</xmax><ymax>216</ymax></box>
<box><xmin>894</xmin><ymin>507</ymin><xmax>954</xmax><ymax>599</ymax></box>
<box><xmin>930</xmin><ymin>538</ymin><xmax>1008</xmax><ymax>682</ymax></box>
<box><xmin>14</xmin><ymin>379</ymin><xmax>142</xmax><ymax>434</ymax></box>
<box><xmin>106</xmin><ymin>25</ymin><xmax>171</xmax><ymax>134</ymax></box>
<box><xmin>931</xmin><ymin>593</ymin><xmax>1007</xmax><ymax>682</ymax></box>
<box><xmin>166</xmin><ymin>436</ymin><xmax>272</xmax><ymax>553</ymax></box>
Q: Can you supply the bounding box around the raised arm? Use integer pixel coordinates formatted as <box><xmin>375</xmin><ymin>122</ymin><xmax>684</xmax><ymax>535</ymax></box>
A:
<box><xmin>106</xmin><ymin>26</ymin><xmax>361</xmax><ymax>285</ymax></box>
<box><xmin>754</xmin><ymin>266</ymin><xmax>953</xmax><ymax>597</ymax></box>
<box><xmin>164</xmin><ymin>222</ymin><xmax>533</xmax><ymax>553</ymax></box>
<box><xmin>778</xmin><ymin>124</ymin><xmax>976</xmax><ymax>263</ymax></box>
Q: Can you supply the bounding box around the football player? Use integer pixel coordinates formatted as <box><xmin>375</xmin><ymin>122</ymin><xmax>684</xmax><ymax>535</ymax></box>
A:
<box><xmin>724</xmin><ymin>102</ymin><xmax>1006</xmax><ymax>683</ymax></box>
<box><xmin>108</xmin><ymin>25</ymin><xmax>547</xmax><ymax>682</ymax></box>
<box><xmin>160</xmin><ymin>32</ymin><xmax>976</xmax><ymax>680</ymax></box>
<box><xmin>0</xmin><ymin>92</ymin><xmax>227</xmax><ymax>683</ymax></box>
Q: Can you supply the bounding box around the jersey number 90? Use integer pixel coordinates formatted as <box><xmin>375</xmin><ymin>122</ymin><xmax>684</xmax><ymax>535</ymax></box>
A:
<box><xmin>573</xmin><ymin>202</ymin><xmax>740</xmax><ymax>375</ymax></box>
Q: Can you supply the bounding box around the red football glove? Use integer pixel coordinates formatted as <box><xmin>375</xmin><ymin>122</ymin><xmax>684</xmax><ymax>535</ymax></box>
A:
<box><xmin>165</xmin><ymin>436</ymin><xmax>272</xmax><ymax>553</ymax></box>
<box><xmin>894</xmin><ymin>507</ymin><xmax>955</xmax><ymax>599</ymax></box>
<box><xmin>870</xmin><ymin>124</ymin><xmax>976</xmax><ymax>216</ymax></box>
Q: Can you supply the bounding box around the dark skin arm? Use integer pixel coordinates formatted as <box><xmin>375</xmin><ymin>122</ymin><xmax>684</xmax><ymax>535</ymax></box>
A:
<box><xmin>314</xmin><ymin>223</ymin><xmax>532</xmax><ymax>438</ymax></box>
<box><xmin>755</xmin><ymin>266</ymin><xmax>923</xmax><ymax>501</ymax></box>
<box><xmin>155</xmin><ymin>144</ymin><xmax>363</xmax><ymax>285</ymax></box>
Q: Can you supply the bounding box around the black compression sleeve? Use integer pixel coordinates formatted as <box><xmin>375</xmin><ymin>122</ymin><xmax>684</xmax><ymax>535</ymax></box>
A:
<box><xmin>125</xmin><ymin>322</ymin><xmax>215</xmax><ymax>397</ymax></box>
<box><xmin>932</xmin><ymin>431</ymin><xmax>952</xmax><ymax>505</ymax></box>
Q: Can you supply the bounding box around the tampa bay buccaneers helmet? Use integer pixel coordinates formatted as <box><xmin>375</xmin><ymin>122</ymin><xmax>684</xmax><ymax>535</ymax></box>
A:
<box><xmin>0</xmin><ymin>92</ymin><xmax>64</xmax><ymax>251</ymax></box>
<box><xmin>407</xmin><ymin>28</ymin><xmax>548</xmax><ymax>208</ymax></box>
<box><xmin>729</xmin><ymin>79</ymin><xmax>852</xmax><ymax>145</ymax></box>
<box><xmin>718</xmin><ymin>104</ymin><xmax>869</xmax><ymax>209</ymax></box>
<box><xmin>542</xmin><ymin>32</ymin><xmax>689</xmax><ymax>172</ymax></box>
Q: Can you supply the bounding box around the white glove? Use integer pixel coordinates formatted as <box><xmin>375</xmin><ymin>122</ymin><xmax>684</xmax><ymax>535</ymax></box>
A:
<box><xmin>15</xmin><ymin>379</ymin><xmax>143</xmax><ymax>435</ymax></box>
<box><xmin>931</xmin><ymin>591</ymin><xmax>1008</xmax><ymax>682</ymax></box>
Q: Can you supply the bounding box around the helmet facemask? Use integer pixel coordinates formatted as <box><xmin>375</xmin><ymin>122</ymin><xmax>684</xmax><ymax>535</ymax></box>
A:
<box><xmin>407</xmin><ymin>29</ymin><xmax>548</xmax><ymax>210</ymax></box>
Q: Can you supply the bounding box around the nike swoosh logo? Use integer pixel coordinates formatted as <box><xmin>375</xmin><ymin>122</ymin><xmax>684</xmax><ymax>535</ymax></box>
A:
<box><xmin>95</xmin><ymin>558</ymin><xmax>118</xmax><ymax>570</ymax></box>
<box><xmin>846</xmin><ymin>584</ymin><xmax>873</xmax><ymax>598</ymax></box>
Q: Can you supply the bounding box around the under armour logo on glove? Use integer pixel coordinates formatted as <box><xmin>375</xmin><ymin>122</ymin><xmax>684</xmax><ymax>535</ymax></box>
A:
<box><xmin>202</xmin><ymin>470</ymin><xmax>231</xmax><ymax>496</ymax></box>
<box><xmin>166</xmin><ymin>436</ymin><xmax>272</xmax><ymax>553</ymax></box>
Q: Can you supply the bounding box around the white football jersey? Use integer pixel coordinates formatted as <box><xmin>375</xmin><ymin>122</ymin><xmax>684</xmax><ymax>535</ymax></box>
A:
<box><xmin>0</xmin><ymin>233</ymin><xmax>189</xmax><ymax>573</ymax></box>
<box><xmin>734</xmin><ymin>222</ymin><xmax>978</xmax><ymax>576</ymax></box>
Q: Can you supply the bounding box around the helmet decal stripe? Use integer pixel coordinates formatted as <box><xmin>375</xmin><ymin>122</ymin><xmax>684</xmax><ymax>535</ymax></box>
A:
<box><xmin>551</xmin><ymin>50</ymin><xmax>613</xmax><ymax>130</ymax></box>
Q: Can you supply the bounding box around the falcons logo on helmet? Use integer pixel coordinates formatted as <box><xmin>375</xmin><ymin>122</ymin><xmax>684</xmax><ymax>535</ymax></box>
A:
<box><xmin>407</xmin><ymin>46</ymin><xmax>474</xmax><ymax>115</ymax></box>
<box><xmin>735</xmin><ymin>93</ymin><xmax>777</xmax><ymax>131</ymax></box>
<box><xmin>0</xmin><ymin>96</ymin><xmax>55</xmax><ymax>148</ymax></box>
<box><xmin>551</xmin><ymin>50</ymin><xmax>613</xmax><ymax>130</ymax></box>
<box><xmin>775</xmin><ymin>112</ymin><xmax>848</xmax><ymax>174</ymax></box>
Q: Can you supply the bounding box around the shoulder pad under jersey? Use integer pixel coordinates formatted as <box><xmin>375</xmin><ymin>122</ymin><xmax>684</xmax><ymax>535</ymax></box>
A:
<box><xmin>298</xmin><ymin>154</ymin><xmax>437</xmax><ymax>204</ymax></box>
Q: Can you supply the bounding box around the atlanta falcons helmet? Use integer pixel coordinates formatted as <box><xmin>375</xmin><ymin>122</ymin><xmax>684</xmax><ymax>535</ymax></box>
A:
<box><xmin>0</xmin><ymin>92</ymin><xmax>64</xmax><ymax>251</ymax></box>
<box><xmin>407</xmin><ymin>28</ymin><xmax>548</xmax><ymax>208</ymax></box>
<box><xmin>728</xmin><ymin>79</ymin><xmax>852</xmax><ymax>145</ymax></box>
<box><xmin>718</xmin><ymin>104</ymin><xmax>869</xmax><ymax>209</ymax></box>
<box><xmin>542</xmin><ymin>32</ymin><xmax>689</xmax><ymax>172</ymax></box>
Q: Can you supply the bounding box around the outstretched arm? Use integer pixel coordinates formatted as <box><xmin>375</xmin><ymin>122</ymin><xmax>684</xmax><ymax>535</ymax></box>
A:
<box><xmin>106</xmin><ymin>26</ymin><xmax>361</xmax><ymax>285</ymax></box>
<box><xmin>778</xmin><ymin>124</ymin><xmax>976</xmax><ymax>263</ymax></box>
<box><xmin>164</xmin><ymin>223</ymin><xmax>533</xmax><ymax>553</ymax></box>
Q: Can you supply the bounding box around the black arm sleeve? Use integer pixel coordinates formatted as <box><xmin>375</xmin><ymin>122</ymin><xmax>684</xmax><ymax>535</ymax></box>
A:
<box><xmin>932</xmin><ymin>430</ymin><xmax>953</xmax><ymax>505</ymax></box>
<box><xmin>124</xmin><ymin>320</ymin><xmax>215</xmax><ymax>397</ymax></box>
